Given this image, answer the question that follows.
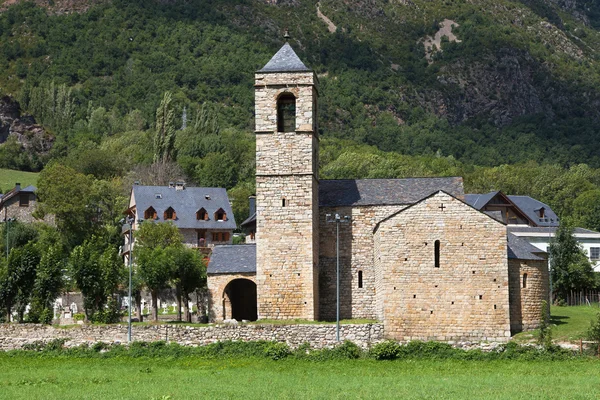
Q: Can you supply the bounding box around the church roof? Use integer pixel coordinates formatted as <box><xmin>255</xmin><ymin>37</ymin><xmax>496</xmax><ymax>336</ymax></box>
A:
<box><xmin>507</xmin><ymin>233</ymin><xmax>546</xmax><ymax>261</ymax></box>
<box><xmin>258</xmin><ymin>43</ymin><xmax>311</xmax><ymax>73</ymax></box>
<box><xmin>319</xmin><ymin>177</ymin><xmax>464</xmax><ymax>207</ymax></box>
<box><xmin>207</xmin><ymin>244</ymin><xmax>256</xmax><ymax>274</ymax></box>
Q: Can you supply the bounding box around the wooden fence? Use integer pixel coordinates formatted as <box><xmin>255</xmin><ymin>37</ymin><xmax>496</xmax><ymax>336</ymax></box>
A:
<box><xmin>555</xmin><ymin>290</ymin><xmax>600</xmax><ymax>306</ymax></box>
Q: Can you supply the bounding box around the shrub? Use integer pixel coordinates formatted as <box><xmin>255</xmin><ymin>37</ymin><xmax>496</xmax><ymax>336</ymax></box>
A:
<box><xmin>73</xmin><ymin>313</ymin><xmax>85</xmax><ymax>322</ymax></box>
<box><xmin>587</xmin><ymin>312</ymin><xmax>600</xmax><ymax>344</ymax></box>
<box><xmin>537</xmin><ymin>300</ymin><xmax>552</xmax><ymax>349</ymax></box>
<box><xmin>369</xmin><ymin>340</ymin><xmax>401</xmax><ymax>360</ymax></box>
<box><xmin>264</xmin><ymin>342</ymin><xmax>291</xmax><ymax>360</ymax></box>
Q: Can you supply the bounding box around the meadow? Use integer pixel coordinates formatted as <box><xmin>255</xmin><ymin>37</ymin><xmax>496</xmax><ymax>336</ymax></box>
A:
<box><xmin>1</xmin><ymin>355</ymin><xmax>600</xmax><ymax>399</ymax></box>
<box><xmin>0</xmin><ymin>168</ymin><xmax>39</xmax><ymax>192</ymax></box>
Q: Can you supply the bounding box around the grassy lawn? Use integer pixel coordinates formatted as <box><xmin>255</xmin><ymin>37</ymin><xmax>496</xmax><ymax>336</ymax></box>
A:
<box><xmin>0</xmin><ymin>355</ymin><xmax>598</xmax><ymax>399</ymax></box>
<box><xmin>0</xmin><ymin>168</ymin><xmax>39</xmax><ymax>192</ymax></box>
<box><xmin>515</xmin><ymin>305</ymin><xmax>600</xmax><ymax>343</ymax></box>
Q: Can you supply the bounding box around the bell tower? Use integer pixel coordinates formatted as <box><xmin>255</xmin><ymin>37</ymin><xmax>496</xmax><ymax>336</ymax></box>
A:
<box><xmin>254</xmin><ymin>38</ymin><xmax>320</xmax><ymax>320</ymax></box>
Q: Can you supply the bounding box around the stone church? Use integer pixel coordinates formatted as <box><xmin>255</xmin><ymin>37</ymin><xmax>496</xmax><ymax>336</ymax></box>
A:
<box><xmin>206</xmin><ymin>42</ymin><xmax>549</xmax><ymax>342</ymax></box>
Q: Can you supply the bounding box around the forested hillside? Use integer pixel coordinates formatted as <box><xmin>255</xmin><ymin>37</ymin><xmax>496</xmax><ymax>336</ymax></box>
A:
<box><xmin>1</xmin><ymin>0</ymin><xmax>600</xmax><ymax>230</ymax></box>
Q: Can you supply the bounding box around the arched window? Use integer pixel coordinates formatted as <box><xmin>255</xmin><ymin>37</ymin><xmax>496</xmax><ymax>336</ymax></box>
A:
<box><xmin>144</xmin><ymin>207</ymin><xmax>157</xmax><ymax>220</ymax></box>
<box><xmin>215</xmin><ymin>208</ymin><xmax>227</xmax><ymax>221</ymax></box>
<box><xmin>164</xmin><ymin>207</ymin><xmax>176</xmax><ymax>220</ymax></box>
<box><xmin>196</xmin><ymin>208</ymin><xmax>208</xmax><ymax>221</ymax></box>
<box><xmin>277</xmin><ymin>93</ymin><xmax>296</xmax><ymax>132</ymax></box>
<box><xmin>523</xmin><ymin>273</ymin><xmax>528</xmax><ymax>288</ymax></box>
<box><xmin>434</xmin><ymin>240</ymin><xmax>440</xmax><ymax>268</ymax></box>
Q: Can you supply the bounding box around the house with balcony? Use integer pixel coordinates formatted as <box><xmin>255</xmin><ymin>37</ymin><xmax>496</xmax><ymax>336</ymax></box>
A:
<box><xmin>123</xmin><ymin>182</ymin><xmax>236</xmax><ymax>261</ymax></box>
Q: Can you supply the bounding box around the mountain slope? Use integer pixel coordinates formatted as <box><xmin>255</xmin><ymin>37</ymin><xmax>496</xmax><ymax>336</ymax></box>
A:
<box><xmin>1</xmin><ymin>0</ymin><xmax>600</xmax><ymax>167</ymax></box>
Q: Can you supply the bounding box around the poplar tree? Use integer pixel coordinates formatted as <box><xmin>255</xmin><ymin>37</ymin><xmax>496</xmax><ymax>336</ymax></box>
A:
<box><xmin>154</xmin><ymin>91</ymin><xmax>176</xmax><ymax>164</ymax></box>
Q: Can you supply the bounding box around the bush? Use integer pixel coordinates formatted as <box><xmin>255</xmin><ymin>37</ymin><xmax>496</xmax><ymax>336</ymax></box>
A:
<box><xmin>587</xmin><ymin>312</ymin><xmax>600</xmax><ymax>344</ymax></box>
<box><xmin>264</xmin><ymin>342</ymin><xmax>291</xmax><ymax>360</ymax></box>
<box><xmin>369</xmin><ymin>340</ymin><xmax>402</xmax><ymax>360</ymax></box>
<box><xmin>73</xmin><ymin>313</ymin><xmax>85</xmax><ymax>322</ymax></box>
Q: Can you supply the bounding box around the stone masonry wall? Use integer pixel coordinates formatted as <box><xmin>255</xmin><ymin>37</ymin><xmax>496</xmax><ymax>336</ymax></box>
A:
<box><xmin>2</xmin><ymin>194</ymin><xmax>54</xmax><ymax>225</ymax></box>
<box><xmin>318</xmin><ymin>204</ymin><xmax>406</xmax><ymax>320</ymax></box>
<box><xmin>255</xmin><ymin>70</ymin><xmax>319</xmax><ymax>321</ymax></box>
<box><xmin>256</xmin><ymin>175</ymin><xmax>319</xmax><ymax>320</ymax></box>
<box><xmin>375</xmin><ymin>192</ymin><xmax>511</xmax><ymax>342</ymax></box>
<box><xmin>255</xmin><ymin>72</ymin><xmax>316</xmax><ymax>133</ymax></box>
<box><xmin>207</xmin><ymin>273</ymin><xmax>256</xmax><ymax>322</ymax></box>
<box><xmin>508</xmin><ymin>258</ymin><xmax>549</xmax><ymax>333</ymax></box>
<box><xmin>0</xmin><ymin>323</ymin><xmax>384</xmax><ymax>351</ymax></box>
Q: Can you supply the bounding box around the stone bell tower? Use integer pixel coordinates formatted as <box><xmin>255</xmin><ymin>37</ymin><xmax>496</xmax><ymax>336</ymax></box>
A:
<box><xmin>254</xmin><ymin>38</ymin><xmax>320</xmax><ymax>320</ymax></box>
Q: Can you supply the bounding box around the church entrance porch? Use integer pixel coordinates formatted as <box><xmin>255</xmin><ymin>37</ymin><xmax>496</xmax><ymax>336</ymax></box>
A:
<box><xmin>223</xmin><ymin>279</ymin><xmax>257</xmax><ymax>321</ymax></box>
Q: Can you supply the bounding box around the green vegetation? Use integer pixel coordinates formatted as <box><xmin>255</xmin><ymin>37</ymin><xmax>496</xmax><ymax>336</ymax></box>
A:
<box><xmin>516</xmin><ymin>305</ymin><xmax>600</xmax><ymax>342</ymax></box>
<box><xmin>0</xmin><ymin>341</ymin><xmax>598</xmax><ymax>399</ymax></box>
<box><xmin>0</xmin><ymin>168</ymin><xmax>38</xmax><ymax>192</ymax></box>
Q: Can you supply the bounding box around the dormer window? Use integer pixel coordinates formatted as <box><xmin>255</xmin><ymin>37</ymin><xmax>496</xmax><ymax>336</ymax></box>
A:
<box><xmin>197</xmin><ymin>208</ymin><xmax>208</xmax><ymax>221</ymax></box>
<box><xmin>536</xmin><ymin>207</ymin><xmax>545</xmax><ymax>218</ymax></box>
<box><xmin>215</xmin><ymin>208</ymin><xmax>227</xmax><ymax>221</ymax></box>
<box><xmin>277</xmin><ymin>93</ymin><xmax>296</xmax><ymax>132</ymax></box>
<box><xmin>144</xmin><ymin>207</ymin><xmax>157</xmax><ymax>220</ymax></box>
<box><xmin>164</xmin><ymin>207</ymin><xmax>176</xmax><ymax>220</ymax></box>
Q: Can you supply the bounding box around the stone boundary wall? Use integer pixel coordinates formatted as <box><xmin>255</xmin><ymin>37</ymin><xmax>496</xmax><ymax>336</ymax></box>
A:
<box><xmin>0</xmin><ymin>323</ymin><xmax>384</xmax><ymax>351</ymax></box>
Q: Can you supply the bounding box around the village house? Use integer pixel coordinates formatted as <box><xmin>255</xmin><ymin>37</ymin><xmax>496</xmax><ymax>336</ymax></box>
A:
<box><xmin>205</xmin><ymin>42</ymin><xmax>550</xmax><ymax>342</ymax></box>
<box><xmin>466</xmin><ymin>191</ymin><xmax>600</xmax><ymax>271</ymax></box>
<box><xmin>123</xmin><ymin>181</ymin><xmax>236</xmax><ymax>264</ymax></box>
<box><xmin>0</xmin><ymin>182</ymin><xmax>53</xmax><ymax>224</ymax></box>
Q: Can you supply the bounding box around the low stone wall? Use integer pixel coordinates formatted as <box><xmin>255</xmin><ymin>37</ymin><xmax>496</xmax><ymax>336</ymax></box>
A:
<box><xmin>0</xmin><ymin>323</ymin><xmax>384</xmax><ymax>351</ymax></box>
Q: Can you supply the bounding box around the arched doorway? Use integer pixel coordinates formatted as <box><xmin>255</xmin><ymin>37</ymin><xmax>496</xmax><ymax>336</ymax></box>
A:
<box><xmin>223</xmin><ymin>279</ymin><xmax>257</xmax><ymax>321</ymax></box>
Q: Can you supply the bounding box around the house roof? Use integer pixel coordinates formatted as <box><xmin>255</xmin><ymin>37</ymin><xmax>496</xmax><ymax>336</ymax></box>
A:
<box><xmin>240</xmin><ymin>212</ymin><xmax>256</xmax><ymax>227</ymax></box>
<box><xmin>507</xmin><ymin>195</ymin><xmax>559</xmax><ymax>227</ymax></box>
<box><xmin>507</xmin><ymin>233</ymin><xmax>546</xmax><ymax>261</ymax></box>
<box><xmin>319</xmin><ymin>177</ymin><xmax>464</xmax><ymax>207</ymax></box>
<box><xmin>258</xmin><ymin>43</ymin><xmax>311</xmax><ymax>73</ymax></box>
<box><xmin>508</xmin><ymin>226</ymin><xmax>598</xmax><ymax>235</ymax></box>
<box><xmin>131</xmin><ymin>185</ymin><xmax>236</xmax><ymax>230</ymax></box>
<box><xmin>464</xmin><ymin>192</ymin><xmax>499</xmax><ymax>210</ymax></box>
<box><xmin>207</xmin><ymin>244</ymin><xmax>256</xmax><ymax>274</ymax></box>
<box><xmin>0</xmin><ymin>184</ymin><xmax>36</xmax><ymax>208</ymax></box>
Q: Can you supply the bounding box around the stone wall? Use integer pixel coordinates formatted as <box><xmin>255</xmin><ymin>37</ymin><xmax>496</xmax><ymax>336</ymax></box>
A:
<box><xmin>1</xmin><ymin>194</ymin><xmax>54</xmax><ymax>225</ymax></box>
<box><xmin>255</xmin><ymin>69</ymin><xmax>319</xmax><ymax>321</ymax></box>
<box><xmin>207</xmin><ymin>273</ymin><xmax>256</xmax><ymax>322</ymax></box>
<box><xmin>374</xmin><ymin>192</ymin><xmax>511</xmax><ymax>342</ymax></box>
<box><xmin>0</xmin><ymin>323</ymin><xmax>384</xmax><ymax>351</ymax></box>
<box><xmin>508</xmin><ymin>258</ymin><xmax>549</xmax><ymax>333</ymax></box>
<box><xmin>318</xmin><ymin>204</ymin><xmax>406</xmax><ymax>320</ymax></box>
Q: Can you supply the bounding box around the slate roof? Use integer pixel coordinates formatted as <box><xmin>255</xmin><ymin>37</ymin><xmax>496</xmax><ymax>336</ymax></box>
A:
<box><xmin>207</xmin><ymin>244</ymin><xmax>256</xmax><ymax>274</ymax></box>
<box><xmin>508</xmin><ymin>226</ymin><xmax>599</xmax><ymax>235</ymax></box>
<box><xmin>464</xmin><ymin>192</ymin><xmax>499</xmax><ymax>210</ymax></box>
<box><xmin>131</xmin><ymin>185</ymin><xmax>236</xmax><ymax>230</ymax></box>
<box><xmin>0</xmin><ymin>184</ymin><xmax>36</xmax><ymax>207</ymax></box>
<box><xmin>258</xmin><ymin>43</ymin><xmax>311</xmax><ymax>73</ymax></box>
<box><xmin>508</xmin><ymin>195</ymin><xmax>559</xmax><ymax>227</ymax></box>
<box><xmin>319</xmin><ymin>177</ymin><xmax>464</xmax><ymax>207</ymax></box>
<box><xmin>240</xmin><ymin>212</ymin><xmax>256</xmax><ymax>227</ymax></box>
<box><xmin>507</xmin><ymin>233</ymin><xmax>546</xmax><ymax>260</ymax></box>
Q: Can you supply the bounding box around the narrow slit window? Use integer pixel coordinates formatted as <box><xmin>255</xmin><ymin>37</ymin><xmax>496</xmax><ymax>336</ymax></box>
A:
<box><xmin>282</xmin><ymin>198</ymin><xmax>286</xmax><ymax>207</ymax></box>
<box><xmin>434</xmin><ymin>240</ymin><xmax>440</xmax><ymax>268</ymax></box>
<box><xmin>277</xmin><ymin>93</ymin><xmax>296</xmax><ymax>132</ymax></box>
<box><xmin>523</xmin><ymin>273</ymin><xmax>528</xmax><ymax>288</ymax></box>
<box><xmin>358</xmin><ymin>271</ymin><xmax>363</xmax><ymax>289</ymax></box>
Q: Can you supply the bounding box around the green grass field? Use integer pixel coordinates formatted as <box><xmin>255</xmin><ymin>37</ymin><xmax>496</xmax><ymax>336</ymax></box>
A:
<box><xmin>0</xmin><ymin>355</ymin><xmax>598</xmax><ymax>399</ymax></box>
<box><xmin>0</xmin><ymin>168</ymin><xmax>39</xmax><ymax>192</ymax></box>
<box><xmin>514</xmin><ymin>305</ymin><xmax>600</xmax><ymax>343</ymax></box>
